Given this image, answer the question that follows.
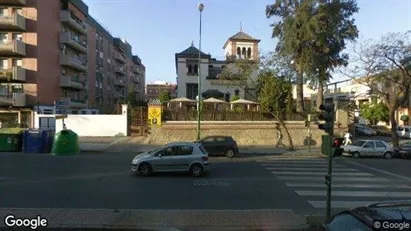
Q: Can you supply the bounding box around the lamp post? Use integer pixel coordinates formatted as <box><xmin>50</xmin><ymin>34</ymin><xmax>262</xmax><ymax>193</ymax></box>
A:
<box><xmin>196</xmin><ymin>3</ymin><xmax>204</xmax><ymax>141</ymax></box>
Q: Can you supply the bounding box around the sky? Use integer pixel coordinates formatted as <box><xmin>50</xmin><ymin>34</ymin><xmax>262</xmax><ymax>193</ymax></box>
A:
<box><xmin>83</xmin><ymin>0</ymin><xmax>411</xmax><ymax>84</ymax></box>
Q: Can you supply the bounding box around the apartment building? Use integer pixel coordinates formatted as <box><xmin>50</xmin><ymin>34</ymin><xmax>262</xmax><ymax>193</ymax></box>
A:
<box><xmin>0</xmin><ymin>0</ymin><xmax>145</xmax><ymax>115</ymax></box>
<box><xmin>146</xmin><ymin>81</ymin><xmax>177</xmax><ymax>101</ymax></box>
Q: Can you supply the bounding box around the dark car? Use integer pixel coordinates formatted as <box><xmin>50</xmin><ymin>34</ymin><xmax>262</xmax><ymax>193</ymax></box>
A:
<box><xmin>323</xmin><ymin>201</ymin><xmax>411</xmax><ymax>231</ymax></box>
<box><xmin>393</xmin><ymin>143</ymin><xmax>411</xmax><ymax>158</ymax></box>
<box><xmin>197</xmin><ymin>136</ymin><xmax>238</xmax><ymax>158</ymax></box>
<box><xmin>371</xmin><ymin>125</ymin><xmax>391</xmax><ymax>136</ymax></box>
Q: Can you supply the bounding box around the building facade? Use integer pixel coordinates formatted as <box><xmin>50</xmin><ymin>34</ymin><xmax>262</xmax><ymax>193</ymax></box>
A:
<box><xmin>146</xmin><ymin>81</ymin><xmax>177</xmax><ymax>101</ymax></box>
<box><xmin>0</xmin><ymin>0</ymin><xmax>145</xmax><ymax>115</ymax></box>
<box><xmin>175</xmin><ymin>29</ymin><xmax>260</xmax><ymax>102</ymax></box>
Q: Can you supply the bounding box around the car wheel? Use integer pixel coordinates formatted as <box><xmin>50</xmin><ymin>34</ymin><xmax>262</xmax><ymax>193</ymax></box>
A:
<box><xmin>225</xmin><ymin>149</ymin><xmax>235</xmax><ymax>158</ymax></box>
<box><xmin>384</xmin><ymin>152</ymin><xmax>393</xmax><ymax>159</ymax></box>
<box><xmin>190</xmin><ymin>164</ymin><xmax>204</xmax><ymax>177</ymax></box>
<box><xmin>139</xmin><ymin>162</ymin><xmax>153</xmax><ymax>177</ymax></box>
<box><xmin>353</xmin><ymin>152</ymin><xmax>360</xmax><ymax>159</ymax></box>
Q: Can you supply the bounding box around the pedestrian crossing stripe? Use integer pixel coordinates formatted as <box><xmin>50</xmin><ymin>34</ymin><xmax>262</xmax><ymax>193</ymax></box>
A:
<box><xmin>258</xmin><ymin>159</ymin><xmax>411</xmax><ymax>210</ymax></box>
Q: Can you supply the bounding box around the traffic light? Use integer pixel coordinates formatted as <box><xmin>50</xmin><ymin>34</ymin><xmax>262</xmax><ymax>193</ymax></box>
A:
<box><xmin>318</xmin><ymin>103</ymin><xmax>335</xmax><ymax>135</ymax></box>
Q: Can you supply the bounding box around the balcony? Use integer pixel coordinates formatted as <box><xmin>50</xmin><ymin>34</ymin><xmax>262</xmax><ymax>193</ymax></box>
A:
<box><xmin>114</xmin><ymin>78</ymin><xmax>126</xmax><ymax>87</ymax></box>
<box><xmin>113</xmin><ymin>91</ymin><xmax>121</xmax><ymax>99</ymax></box>
<box><xmin>0</xmin><ymin>0</ymin><xmax>26</xmax><ymax>6</ymax></box>
<box><xmin>60</xmin><ymin>54</ymin><xmax>87</xmax><ymax>72</ymax></box>
<box><xmin>60</xmin><ymin>75</ymin><xmax>86</xmax><ymax>90</ymax></box>
<box><xmin>114</xmin><ymin>66</ymin><xmax>126</xmax><ymax>75</ymax></box>
<box><xmin>114</xmin><ymin>52</ymin><xmax>126</xmax><ymax>64</ymax></box>
<box><xmin>0</xmin><ymin>13</ymin><xmax>26</xmax><ymax>31</ymax></box>
<box><xmin>60</xmin><ymin>32</ymin><xmax>87</xmax><ymax>54</ymax></box>
<box><xmin>60</xmin><ymin>10</ymin><xmax>87</xmax><ymax>35</ymax></box>
<box><xmin>69</xmin><ymin>99</ymin><xmax>88</xmax><ymax>109</ymax></box>
<box><xmin>0</xmin><ymin>40</ymin><xmax>26</xmax><ymax>56</ymax></box>
<box><xmin>0</xmin><ymin>66</ymin><xmax>26</xmax><ymax>82</ymax></box>
<box><xmin>131</xmin><ymin>66</ymin><xmax>140</xmax><ymax>74</ymax></box>
<box><xmin>0</xmin><ymin>92</ymin><xmax>26</xmax><ymax>107</ymax></box>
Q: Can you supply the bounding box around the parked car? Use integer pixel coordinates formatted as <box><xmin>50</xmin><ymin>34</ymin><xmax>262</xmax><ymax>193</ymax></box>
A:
<box><xmin>355</xmin><ymin>125</ymin><xmax>377</xmax><ymax>136</ymax></box>
<box><xmin>371</xmin><ymin>125</ymin><xmax>391</xmax><ymax>136</ymax></box>
<box><xmin>323</xmin><ymin>201</ymin><xmax>411</xmax><ymax>231</ymax></box>
<box><xmin>393</xmin><ymin>142</ymin><xmax>411</xmax><ymax>158</ymax></box>
<box><xmin>130</xmin><ymin>142</ymin><xmax>209</xmax><ymax>177</ymax></box>
<box><xmin>343</xmin><ymin>139</ymin><xmax>394</xmax><ymax>159</ymax></box>
<box><xmin>197</xmin><ymin>136</ymin><xmax>239</xmax><ymax>158</ymax></box>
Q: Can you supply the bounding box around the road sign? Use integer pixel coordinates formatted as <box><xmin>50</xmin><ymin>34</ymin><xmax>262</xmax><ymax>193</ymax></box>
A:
<box><xmin>54</xmin><ymin>98</ymin><xmax>69</xmax><ymax>114</ymax></box>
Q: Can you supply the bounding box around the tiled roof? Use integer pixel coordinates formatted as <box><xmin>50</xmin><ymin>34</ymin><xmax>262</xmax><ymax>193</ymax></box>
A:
<box><xmin>207</xmin><ymin>67</ymin><xmax>223</xmax><ymax>79</ymax></box>
<box><xmin>176</xmin><ymin>45</ymin><xmax>210</xmax><ymax>57</ymax></box>
<box><xmin>229</xmin><ymin>31</ymin><xmax>259</xmax><ymax>41</ymax></box>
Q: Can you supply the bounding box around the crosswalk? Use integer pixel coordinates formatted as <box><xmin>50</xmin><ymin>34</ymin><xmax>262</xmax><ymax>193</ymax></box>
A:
<box><xmin>257</xmin><ymin>157</ymin><xmax>411</xmax><ymax>209</ymax></box>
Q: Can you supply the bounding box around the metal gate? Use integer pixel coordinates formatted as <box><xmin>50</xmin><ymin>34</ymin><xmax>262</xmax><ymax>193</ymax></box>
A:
<box><xmin>129</xmin><ymin>106</ymin><xmax>149</xmax><ymax>136</ymax></box>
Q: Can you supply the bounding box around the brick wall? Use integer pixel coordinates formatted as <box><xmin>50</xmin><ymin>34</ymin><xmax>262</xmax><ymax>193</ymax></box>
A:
<box><xmin>147</xmin><ymin>122</ymin><xmax>347</xmax><ymax>146</ymax></box>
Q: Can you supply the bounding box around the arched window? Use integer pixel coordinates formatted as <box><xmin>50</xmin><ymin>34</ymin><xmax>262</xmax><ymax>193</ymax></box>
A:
<box><xmin>242</xmin><ymin>47</ymin><xmax>246</xmax><ymax>58</ymax></box>
<box><xmin>237</xmin><ymin>47</ymin><xmax>241</xmax><ymax>58</ymax></box>
<box><xmin>247</xmin><ymin>48</ymin><xmax>252</xmax><ymax>59</ymax></box>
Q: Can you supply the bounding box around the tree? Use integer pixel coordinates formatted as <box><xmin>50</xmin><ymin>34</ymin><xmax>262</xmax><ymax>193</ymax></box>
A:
<box><xmin>219</xmin><ymin>55</ymin><xmax>295</xmax><ymax>150</ymax></box>
<box><xmin>342</xmin><ymin>32</ymin><xmax>411</xmax><ymax>147</ymax></box>
<box><xmin>266</xmin><ymin>0</ymin><xmax>359</xmax><ymax>113</ymax></box>
<box><xmin>360</xmin><ymin>99</ymin><xmax>389</xmax><ymax>125</ymax></box>
<box><xmin>157</xmin><ymin>89</ymin><xmax>171</xmax><ymax>105</ymax></box>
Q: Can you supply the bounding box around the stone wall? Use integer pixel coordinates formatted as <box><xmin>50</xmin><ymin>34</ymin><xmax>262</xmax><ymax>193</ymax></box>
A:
<box><xmin>147</xmin><ymin>121</ymin><xmax>347</xmax><ymax>146</ymax></box>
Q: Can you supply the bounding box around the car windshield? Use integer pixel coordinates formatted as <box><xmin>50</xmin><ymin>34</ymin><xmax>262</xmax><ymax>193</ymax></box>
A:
<box><xmin>148</xmin><ymin>147</ymin><xmax>162</xmax><ymax>153</ymax></box>
<box><xmin>352</xmin><ymin>140</ymin><xmax>367</xmax><ymax>147</ymax></box>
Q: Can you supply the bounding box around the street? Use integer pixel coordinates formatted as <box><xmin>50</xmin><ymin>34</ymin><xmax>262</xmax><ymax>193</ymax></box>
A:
<box><xmin>0</xmin><ymin>152</ymin><xmax>410</xmax><ymax>229</ymax></box>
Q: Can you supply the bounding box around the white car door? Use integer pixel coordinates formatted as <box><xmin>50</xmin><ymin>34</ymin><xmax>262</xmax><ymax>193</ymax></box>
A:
<box><xmin>361</xmin><ymin>141</ymin><xmax>375</xmax><ymax>157</ymax></box>
<box><xmin>374</xmin><ymin>141</ymin><xmax>387</xmax><ymax>157</ymax></box>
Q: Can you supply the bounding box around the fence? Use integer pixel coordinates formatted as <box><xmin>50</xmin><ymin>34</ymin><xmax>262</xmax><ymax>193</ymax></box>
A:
<box><xmin>162</xmin><ymin>109</ymin><xmax>306</xmax><ymax>121</ymax></box>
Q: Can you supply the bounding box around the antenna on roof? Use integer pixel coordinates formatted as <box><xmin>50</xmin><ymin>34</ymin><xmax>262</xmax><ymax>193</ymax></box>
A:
<box><xmin>191</xmin><ymin>41</ymin><xmax>194</xmax><ymax>46</ymax></box>
<box><xmin>240</xmin><ymin>22</ymin><xmax>243</xmax><ymax>32</ymax></box>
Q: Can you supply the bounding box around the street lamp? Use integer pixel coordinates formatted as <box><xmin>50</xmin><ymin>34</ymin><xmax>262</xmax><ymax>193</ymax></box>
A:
<box><xmin>196</xmin><ymin>3</ymin><xmax>204</xmax><ymax>141</ymax></box>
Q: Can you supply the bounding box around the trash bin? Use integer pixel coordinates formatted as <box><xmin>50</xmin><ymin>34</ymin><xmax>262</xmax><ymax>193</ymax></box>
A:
<box><xmin>22</xmin><ymin>129</ymin><xmax>55</xmax><ymax>153</ymax></box>
<box><xmin>0</xmin><ymin>128</ymin><xmax>24</xmax><ymax>152</ymax></box>
<box><xmin>51</xmin><ymin>129</ymin><xmax>80</xmax><ymax>156</ymax></box>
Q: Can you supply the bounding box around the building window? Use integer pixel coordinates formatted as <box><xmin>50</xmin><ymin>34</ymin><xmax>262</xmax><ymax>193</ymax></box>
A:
<box><xmin>235</xmin><ymin>89</ymin><xmax>239</xmax><ymax>96</ymax></box>
<box><xmin>188</xmin><ymin>65</ymin><xmax>192</xmax><ymax>74</ymax></box>
<box><xmin>225</xmin><ymin>93</ymin><xmax>230</xmax><ymax>102</ymax></box>
<box><xmin>237</xmin><ymin>47</ymin><xmax>241</xmax><ymax>58</ymax></box>
<box><xmin>186</xmin><ymin>83</ymin><xmax>198</xmax><ymax>100</ymax></box>
<box><xmin>242</xmin><ymin>47</ymin><xmax>246</xmax><ymax>58</ymax></box>
<box><xmin>194</xmin><ymin>65</ymin><xmax>198</xmax><ymax>74</ymax></box>
<box><xmin>247</xmin><ymin>48</ymin><xmax>252</xmax><ymax>59</ymax></box>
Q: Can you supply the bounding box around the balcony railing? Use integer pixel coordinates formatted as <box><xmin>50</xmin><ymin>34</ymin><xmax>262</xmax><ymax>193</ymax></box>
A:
<box><xmin>60</xmin><ymin>97</ymin><xmax>87</xmax><ymax>109</ymax></box>
<box><xmin>60</xmin><ymin>32</ymin><xmax>87</xmax><ymax>54</ymax></box>
<box><xmin>114</xmin><ymin>78</ymin><xmax>126</xmax><ymax>87</ymax></box>
<box><xmin>60</xmin><ymin>54</ymin><xmax>87</xmax><ymax>72</ymax></box>
<box><xmin>114</xmin><ymin>52</ymin><xmax>126</xmax><ymax>64</ymax></box>
<box><xmin>0</xmin><ymin>0</ymin><xmax>25</xmax><ymax>5</ymax></box>
<box><xmin>60</xmin><ymin>75</ymin><xmax>85</xmax><ymax>90</ymax></box>
<box><xmin>0</xmin><ymin>66</ymin><xmax>26</xmax><ymax>82</ymax></box>
<box><xmin>0</xmin><ymin>92</ymin><xmax>26</xmax><ymax>106</ymax></box>
<box><xmin>60</xmin><ymin>10</ymin><xmax>87</xmax><ymax>35</ymax></box>
<box><xmin>114</xmin><ymin>66</ymin><xmax>126</xmax><ymax>75</ymax></box>
<box><xmin>0</xmin><ymin>40</ymin><xmax>26</xmax><ymax>56</ymax></box>
<box><xmin>0</xmin><ymin>13</ymin><xmax>26</xmax><ymax>30</ymax></box>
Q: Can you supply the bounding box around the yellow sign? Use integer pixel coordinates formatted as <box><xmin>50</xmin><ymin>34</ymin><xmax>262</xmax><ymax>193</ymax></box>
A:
<box><xmin>148</xmin><ymin>105</ymin><xmax>162</xmax><ymax>127</ymax></box>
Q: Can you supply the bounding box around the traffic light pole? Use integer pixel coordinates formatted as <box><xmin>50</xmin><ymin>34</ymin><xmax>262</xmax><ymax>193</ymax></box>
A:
<box><xmin>326</xmin><ymin>134</ymin><xmax>333</xmax><ymax>219</ymax></box>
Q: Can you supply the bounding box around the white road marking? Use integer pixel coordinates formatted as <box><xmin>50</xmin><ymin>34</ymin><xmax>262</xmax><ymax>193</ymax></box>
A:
<box><xmin>277</xmin><ymin>176</ymin><xmax>389</xmax><ymax>182</ymax></box>
<box><xmin>345</xmin><ymin>160</ymin><xmax>411</xmax><ymax>182</ymax></box>
<box><xmin>285</xmin><ymin>183</ymin><xmax>411</xmax><ymax>189</ymax></box>
<box><xmin>308</xmin><ymin>201</ymin><xmax>380</xmax><ymax>209</ymax></box>
<box><xmin>296</xmin><ymin>190</ymin><xmax>411</xmax><ymax>197</ymax></box>
<box><xmin>271</xmin><ymin>171</ymin><xmax>373</xmax><ymax>176</ymax></box>
<box><xmin>265</xmin><ymin>167</ymin><xmax>359</xmax><ymax>172</ymax></box>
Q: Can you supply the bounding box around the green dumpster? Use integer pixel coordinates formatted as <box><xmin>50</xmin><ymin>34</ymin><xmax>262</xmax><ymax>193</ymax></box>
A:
<box><xmin>51</xmin><ymin>129</ymin><xmax>80</xmax><ymax>156</ymax></box>
<box><xmin>0</xmin><ymin>128</ymin><xmax>24</xmax><ymax>152</ymax></box>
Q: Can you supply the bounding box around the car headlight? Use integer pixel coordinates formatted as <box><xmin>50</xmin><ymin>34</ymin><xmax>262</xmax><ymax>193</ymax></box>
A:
<box><xmin>131</xmin><ymin>157</ymin><xmax>139</xmax><ymax>164</ymax></box>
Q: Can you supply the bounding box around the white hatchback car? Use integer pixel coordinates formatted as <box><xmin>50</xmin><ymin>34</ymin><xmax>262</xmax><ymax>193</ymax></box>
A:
<box><xmin>130</xmin><ymin>142</ymin><xmax>209</xmax><ymax>177</ymax></box>
<box><xmin>343</xmin><ymin>140</ymin><xmax>394</xmax><ymax>159</ymax></box>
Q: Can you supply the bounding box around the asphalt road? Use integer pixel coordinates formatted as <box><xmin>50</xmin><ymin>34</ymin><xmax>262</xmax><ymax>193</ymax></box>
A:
<box><xmin>0</xmin><ymin>152</ymin><xmax>410</xmax><ymax>229</ymax></box>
